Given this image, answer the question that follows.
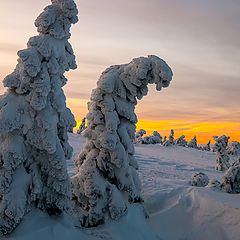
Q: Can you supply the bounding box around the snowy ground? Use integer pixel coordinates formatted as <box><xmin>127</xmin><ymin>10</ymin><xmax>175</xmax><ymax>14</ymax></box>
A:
<box><xmin>4</xmin><ymin>133</ymin><xmax>240</xmax><ymax>240</ymax></box>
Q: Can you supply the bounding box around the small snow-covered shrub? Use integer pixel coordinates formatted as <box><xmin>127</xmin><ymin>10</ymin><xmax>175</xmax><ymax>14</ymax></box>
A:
<box><xmin>72</xmin><ymin>55</ymin><xmax>173</xmax><ymax>227</ymax></box>
<box><xmin>221</xmin><ymin>158</ymin><xmax>240</xmax><ymax>193</ymax></box>
<box><xmin>227</xmin><ymin>141</ymin><xmax>240</xmax><ymax>155</ymax></box>
<box><xmin>77</xmin><ymin>117</ymin><xmax>86</xmax><ymax>134</ymax></box>
<box><xmin>175</xmin><ymin>135</ymin><xmax>187</xmax><ymax>147</ymax></box>
<box><xmin>213</xmin><ymin>135</ymin><xmax>230</xmax><ymax>171</ymax></box>
<box><xmin>0</xmin><ymin>0</ymin><xmax>78</xmax><ymax>235</ymax></box>
<box><xmin>190</xmin><ymin>172</ymin><xmax>209</xmax><ymax>187</ymax></box>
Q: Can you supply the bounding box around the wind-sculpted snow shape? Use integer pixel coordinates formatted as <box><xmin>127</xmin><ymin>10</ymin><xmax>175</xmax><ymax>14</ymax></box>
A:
<box><xmin>0</xmin><ymin>0</ymin><xmax>78</xmax><ymax>235</ymax></box>
<box><xmin>72</xmin><ymin>55</ymin><xmax>173</xmax><ymax>227</ymax></box>
<box><xmin>213</xmin><ymin>135</ymin><xmax>230</xmax><ymax>171</ymax></box>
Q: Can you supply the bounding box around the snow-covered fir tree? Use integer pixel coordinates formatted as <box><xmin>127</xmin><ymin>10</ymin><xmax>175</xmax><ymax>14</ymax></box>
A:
<box><xmin>175</xmin><ymin>135</ymin><xmax>187</xmax><ymax>147</ymax></box>
<box><xmin>227</xmin><ymin>141</ymin><xmax>240</xmax><ymax>155</ymax></box>
<box><xmin>213</xmin><ymin>135</ymin><xmax>230</xmax><ymax>171</ymax></box>
<box><xmin>0</xmin><ymin>0</ymin><xmax>78</xmax><ymax>234</ymax></box>
<box><xmin>77</xmin><ymin>117</ymin><xmax>87</xmax><ymax>134</ymax></box>
<box><xmin>221</xmin><ymin>158</ymin><xmax>240</xmax><ymax>193</ymax></box>
<box><xmin>188</xmin><ymin>135</ymin><xmax>198</xmax><ymax>149</ymax></box>
<box><xmin>72</xmin><ymin>55</ymin><xmax>173</xmax><ymax>227</ymax></box>
<box><xmin>163</xmin><ymin>129</ymin><xmax>175</xmax><ymax>146</ymax></box>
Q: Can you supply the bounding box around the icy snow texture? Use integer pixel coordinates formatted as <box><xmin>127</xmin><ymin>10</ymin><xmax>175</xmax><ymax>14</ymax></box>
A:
<box><xmin>0</xmin><ymin>0</ymin><xmax>78</xmax><ymax>235</ymax></box>
<box><xmin>221</xmin><ymin>158</ymin><xmax>240</xmax><ymax>193</ymax></box>
<box><xmin>77</xmin><ymin>117</ymin><xmax>87</xmax><ymax>134</ymax></box>
<box><xmin>190</xmin><ymin>172</ymin><xmax>209</xmax><ymax>187</ymax></box>
<box><xmin>213</xmin><ymin>135</ymin><xmax>230</xmax><ymax>171</ymax></box>
<box><xmin>72</xmin><ymin>55</ymin><xmax>173</xmax><ymax>227</ymax></box>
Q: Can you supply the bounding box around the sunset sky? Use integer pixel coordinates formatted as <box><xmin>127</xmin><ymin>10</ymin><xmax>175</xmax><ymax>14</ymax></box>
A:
<box><xmin>0</xmin><ymin>0</ymin><xmax>239</xmax><ymax>143</ymax></box>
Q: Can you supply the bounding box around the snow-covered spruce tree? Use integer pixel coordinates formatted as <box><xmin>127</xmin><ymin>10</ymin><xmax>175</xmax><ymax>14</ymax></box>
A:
<box><xmin>175</xmin><ymin>135</ymin><xmax>187</xmax><ymax>147</ymax></box>
<box><xmin>0</xmin><ymin>0</ymin><xmax>78</xmax><ymax>234</ymax></box>
<box><xmin>227</xmin><ymin>141</ymin><xmax>240</xmax><ymax>155</ymax></box>
<box><xmin>163</xmin><ymin>129</ymin><xmax>175</xmax><ymax>146</ymax></box>
<box><xmin>72</xmin><ymin>55</ymin><xmax>173</xmax><ymax>227</ymax></box>
<box><xmin>77</xmin><ymin>117</ymin><xmax>87</xmax><ymax>134</ymax></box>
<box><xmin>188</xmin><ymin>135</ymin><xmax>198</xmax><ymax>149</ymax></box>
<box><xmin>213</xmin><ymin>135</ymin><xmax>230</xmax><ymax>171</ymax></box>
<box><xmin>221</xmin><ymin>158</ymin><xmax>240</xmax><ymax>193</ymax></box>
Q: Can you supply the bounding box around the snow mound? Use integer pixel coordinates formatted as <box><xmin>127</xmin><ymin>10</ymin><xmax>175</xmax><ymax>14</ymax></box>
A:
<box><xmin>147</xmin><ymin>187</ymin><xmax>240</xmax><ymax>240</ymax></box>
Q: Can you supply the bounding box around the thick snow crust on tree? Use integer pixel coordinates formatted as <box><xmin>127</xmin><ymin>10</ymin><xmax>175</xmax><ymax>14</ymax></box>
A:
<box><xmin>77</xmin><ymin>117</ymin><xmax>87</xmax><ymax>134</ymax></box>
<box><xmin>0</xmin><ymin>0</ymin><xmax>78</xmax><ymax>235</ymax></box>
<box><xmin>213</xmin><ymin>135</ymin><xmax>230</xmax><ymax>171</ymax></box>
<box><xmin>221</xmin><ymin>158</ymin><xmax>240</xmax><ymax>193</ymax></box>
<box><xmin>72</xmin><ymin>55</ymin><xmax>173</xmax><ymax>227</ymax></box>
<box><xmin>190</xmin><ymin>172</ymin><xmax>209</xmax><ymax>187</ymax></box>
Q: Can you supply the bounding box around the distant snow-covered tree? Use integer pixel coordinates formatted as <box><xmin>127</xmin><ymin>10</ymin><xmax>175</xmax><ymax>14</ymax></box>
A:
<box><xmin>213</xmin><ymin>135</ymin><xmax>230</xmax><ymax>171</ymax></box>
<box><xmin>227</xmin><ymin>141</ymin><xmax>240</xmax><ymax>155</ymax></box>
<box><xmin>221</xmin><ymin>158</ymin><xmax>240</xmax><ymax>193</ymax></box>
<box><xmin>72</xmin><ymin>55</ymin><xmax>173</xmax><ymax>227</ymax></box>
<box><xmin>190</xmin><ymin>172</ymin><xmax>209</xmax><ymax>187</ymax></box>
<box><xmin>163</xmin><ymin>129</ymin><xmax>175</xmax><ymax>146</ymax></box>
<box><xmin>188</xmin><ymin>136</ymin><xmax>198</xmax><ymax>149</ymax></box>
<box><xmin>201</xmin><ymin>140</ymin><xmax>211</xmax><ymax>151</ymax></box>
<box><xmin>175</xmin><ymin>135</ymin><xmax>187</xmax><ymax>147</ymax></box>
<box><xmin>135</xmin><ymin>129</ymin><xmax>146</xmax><ymax>143</ymax></box>
<box><xmin>77</xmin><ymin>117</ymin><xmax>87</xmax><ymax>135</ymax></box>
<box><xmin>142</xmin><ymin>131</ymin><xmax>162</xmax><ymax>144</ymax></box>
<box><xmin>0</xmin><ymin>0</ymin><xmax>78</xmax><ymax>234</ymax></box>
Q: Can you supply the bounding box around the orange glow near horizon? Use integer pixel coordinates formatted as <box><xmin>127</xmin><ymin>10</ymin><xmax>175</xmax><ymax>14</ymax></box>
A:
<box><xmin>68</xmin><ymin>96</ymin><xmax>240</xmax><ymax>144</ymax></box>
<box><xmin>136</xmin><ymin>119</ymin><xmax>240</xmax><ymax>144</ymax></box>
